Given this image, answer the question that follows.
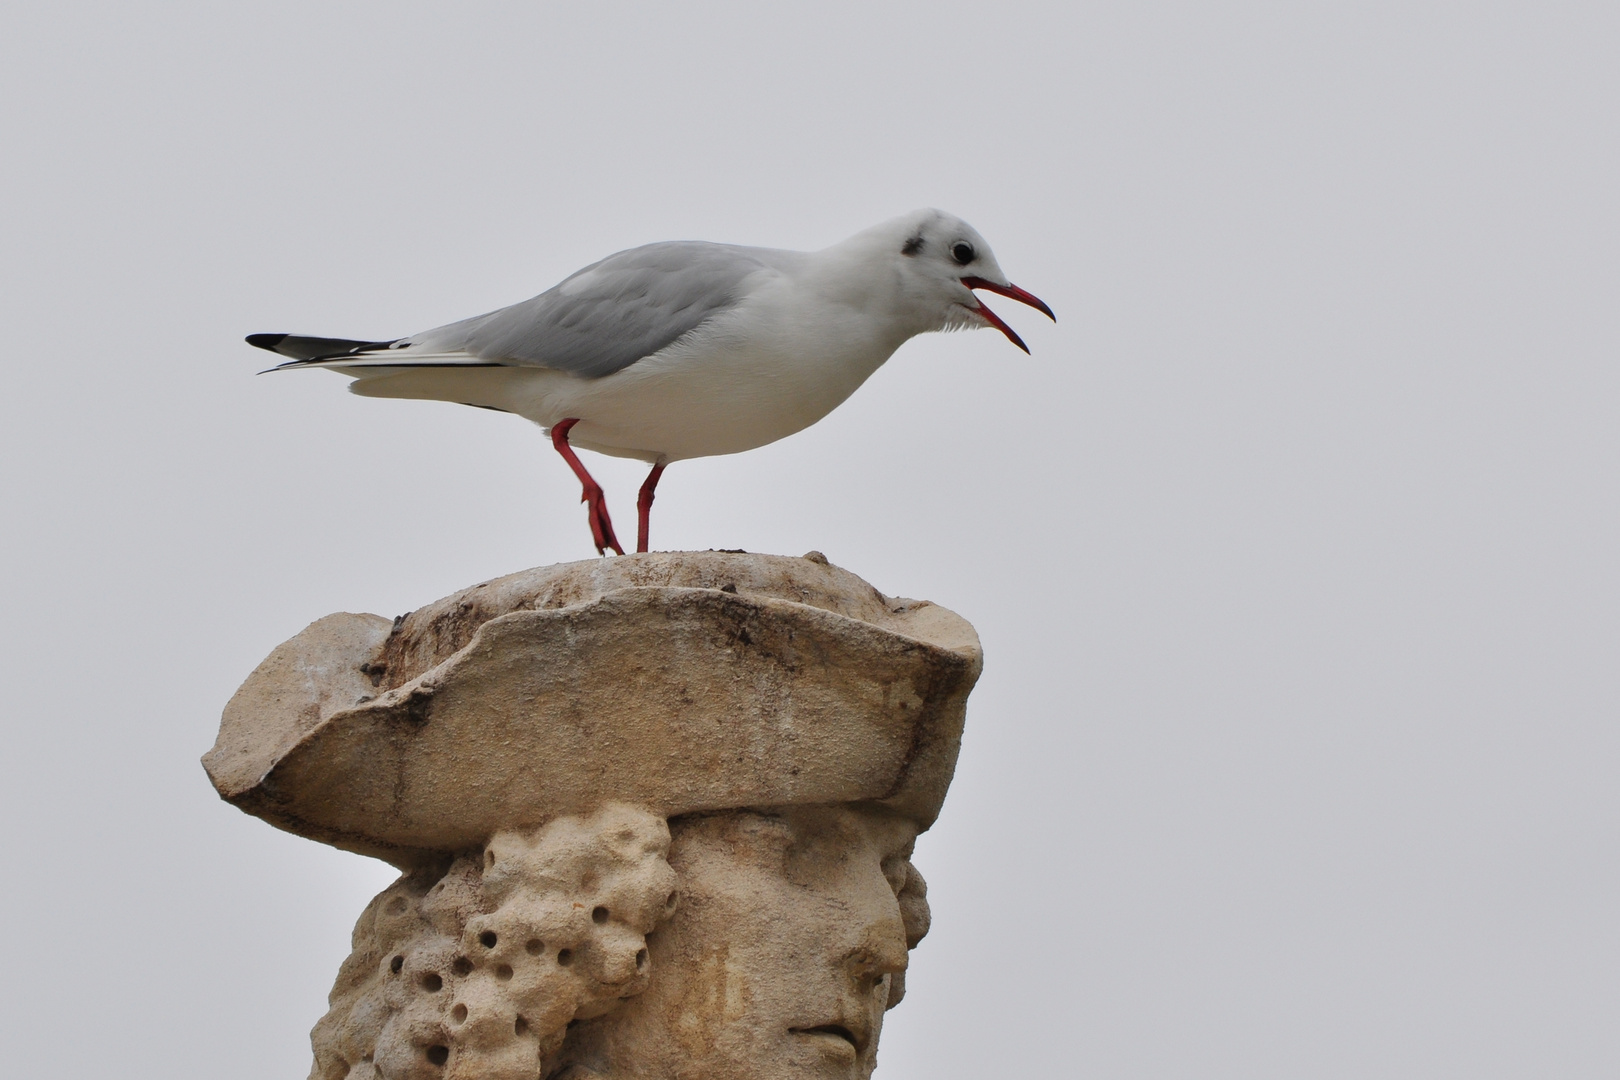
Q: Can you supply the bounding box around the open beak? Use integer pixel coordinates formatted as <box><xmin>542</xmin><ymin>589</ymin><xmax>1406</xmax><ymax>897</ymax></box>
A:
<box><xmin>960</xmin><ymin>277</ymin><xmax>1056</xmax><ymax>355</ymax></box>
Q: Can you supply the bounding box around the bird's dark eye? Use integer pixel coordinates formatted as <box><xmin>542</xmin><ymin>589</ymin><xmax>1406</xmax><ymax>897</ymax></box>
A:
<box><xmin>951</xmin><ymin>241</ymin><xmax>975</xmax><ymax>265</ymax></box>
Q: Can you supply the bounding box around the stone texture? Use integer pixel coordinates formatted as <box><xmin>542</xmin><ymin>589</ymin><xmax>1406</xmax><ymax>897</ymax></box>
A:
<box><xmin>206</xmin><ymin>551</ymin><xmax>982</xmax><ymax>1079</ymax></box>
<box><xmin>311</xmin><ymin>805</ymin><xmax>677</xmax><ymax>1080</ymax></box>
<box><xmin>205</xmin><ymin>551</ymin><xmax>981</xmax><ymax>866</ymax></box>
<box><xmin>549</xmin><ymin>805</ymin><xmax>928</xmax><ymax>1080</ymax></box>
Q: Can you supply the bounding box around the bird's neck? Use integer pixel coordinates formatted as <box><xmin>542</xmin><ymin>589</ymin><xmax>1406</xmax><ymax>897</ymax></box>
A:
<box><xmin>803</xmin><ymin>238</ymin><xmax>936</xmax><ymax>347</ymax></box>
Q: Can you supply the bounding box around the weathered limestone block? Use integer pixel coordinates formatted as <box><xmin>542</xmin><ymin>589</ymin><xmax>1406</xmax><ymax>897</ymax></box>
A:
<box><xmin>206</xmin><ymin>551</ymin><xmax>981</xmax><ymax>1079</ymax></box>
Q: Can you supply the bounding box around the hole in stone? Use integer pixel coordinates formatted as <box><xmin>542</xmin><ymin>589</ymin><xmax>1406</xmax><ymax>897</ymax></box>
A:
<box><xmin>451</xmin><ymin>957</ymin><xmax>472</xmax><ymax>977</ymax></box>
<box><xmin>390</xmin><ymin>955</ymin><xmax>404</xmax><ymax>974</ymax></box>
<box><xmin>514</xmin><ymin>1016</ymin><xmax>529</xmax><ymax>1037</ymax></box>
<box><xmin>557</xmin><ymin>949</ymin><xmax>573</xmax><ymax>966</ymax></box>
<box><xmin>496</xmin><ymin>963</ymin><xmax>513</xmax><ymax>981</ymax></box>
<box><xmin>664</xmin><ymin>891</ymin><xmax>677</xmax><ymax>910</ymax></box>
<box><xmin>386</xmin><ymin>897</ymin><xmax>408</xmax><ymax>915</ymax></box>
<box><xmin>479</xmin><ymin>931</ymin><xmax>498</xmax><ymax>949</ymax></box>
<box><xmin>525</xmin><ymin>938</ymin><xmax>544</xmax><ymax>956</ymax></box>
<box><xmin>485</xmin><ymin>850</ymin><xmax>495</xmax><ymax>867</ymax></box>
<box><xmin>420</xmin><ymin>973</ymin><xmax>443</xmax><ymax>992</ymax></box>
<box><xmin>426</xmin><ymin>1045</ymin><xmax>449</xmax><ymax>1066</ymax></box>
<box><xmin>451</xmin><ymin>1003</ymin><xmax>467</xmax><ymax>1024</ymax></box>
<box><xmin>592</xmin><ymin>906</ymin><xmax>609</xmax><ymax>924</ymax></box>
<box><xmin>636</xmin><ymin>948</ymin><xmax>648</xmax><ymax>970</ymax></box>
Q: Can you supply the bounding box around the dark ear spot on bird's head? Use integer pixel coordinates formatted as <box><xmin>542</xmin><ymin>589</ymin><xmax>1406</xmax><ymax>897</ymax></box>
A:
<box><xmin>901</xmin><ymin>235</ymin><xmax>925</xmax><ymax>257</ymax></box>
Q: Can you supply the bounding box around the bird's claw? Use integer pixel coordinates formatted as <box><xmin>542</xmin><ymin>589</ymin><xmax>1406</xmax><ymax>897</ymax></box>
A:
<box><xmin>580</xmin><ymin>482</ymin><xmax>624</xmax><ymax>556</ymax></box>
<box><xmin>552</xmin><ymin>417</ymin><xmax>624</xmax><ymax>556</ymax></box>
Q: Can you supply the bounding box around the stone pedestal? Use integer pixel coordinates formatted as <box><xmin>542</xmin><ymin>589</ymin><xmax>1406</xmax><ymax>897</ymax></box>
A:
<box><xmin>206</xmin><ymin>552</ymin><xmax>981</xmax><ymax>1080</ymax></box>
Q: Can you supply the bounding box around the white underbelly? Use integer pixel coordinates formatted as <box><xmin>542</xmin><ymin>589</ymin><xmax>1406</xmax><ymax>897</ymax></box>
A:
<box><xmin>541</xmin><ymin>344</ymin><xmax>887</xmax><ymax>461</ymax></box>
<box><xmin>349</xmin><ymin>321</ymin><xmax>902</xmax><ymax>463</ymax></box>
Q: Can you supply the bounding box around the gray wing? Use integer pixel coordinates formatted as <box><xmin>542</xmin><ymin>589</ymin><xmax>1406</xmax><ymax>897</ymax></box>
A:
<box><xmin>403</xmin><ymin>241</ymin><xmax>784</xmax><ymax>379</ymax></box>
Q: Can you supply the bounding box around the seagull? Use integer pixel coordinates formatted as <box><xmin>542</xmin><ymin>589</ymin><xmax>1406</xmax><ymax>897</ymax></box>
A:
<box><xmin>249</xmin><ymin>208</ymin><xmax>1053</xmax><ymax>555</ymax></box>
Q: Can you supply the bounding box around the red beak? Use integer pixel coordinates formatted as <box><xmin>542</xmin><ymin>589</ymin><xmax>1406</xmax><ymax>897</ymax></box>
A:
<box><xmin>960</xmin><ymin>277</ymin><xmax>1056</xmax><ymax>354</ymax></box>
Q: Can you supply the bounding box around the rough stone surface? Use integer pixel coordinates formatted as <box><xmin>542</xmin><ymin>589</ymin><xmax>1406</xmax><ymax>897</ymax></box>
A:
<box><xmin>549</xmin><ymin>805</ymin><xmax>929</xmax><ymax>1080</ymax></box>
<box><xmin>312</xmin><ymin>805</ymin><xmax>677</xmax><ymax>1080</ymax></box>
<box><xmin>206</xmin><ymin>551</ymin><xmax>981</xmax><ymax>866</ymax></box>
<box><xmin>206</xmin><ymin>551</ymin><xmax>982</xmax><ymax>1079</ymax></box>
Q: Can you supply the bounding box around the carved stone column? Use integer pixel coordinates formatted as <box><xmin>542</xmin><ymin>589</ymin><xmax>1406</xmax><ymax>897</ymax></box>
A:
<box><xmin>205</xmin><ymin>551</ymin><xmax>981</xmax><ymax>1080</ymax></box>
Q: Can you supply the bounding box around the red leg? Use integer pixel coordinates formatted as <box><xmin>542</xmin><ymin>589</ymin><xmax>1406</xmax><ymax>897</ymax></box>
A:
<box><xmin>550</xmin><ymin>418</ymin><xmax>624</xmax><ymax>556</ymax></box>
<box><xmin>636</xmin><ymin>463</ymin><xmax>666</xmax><ymax>554</ymax></box>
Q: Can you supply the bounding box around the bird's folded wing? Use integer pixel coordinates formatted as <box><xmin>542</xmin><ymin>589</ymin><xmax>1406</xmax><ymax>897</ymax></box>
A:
<box><xmin>392</xmin><ymin>241</ymin><xmax>789</xmax><ymax>379</ymax></box>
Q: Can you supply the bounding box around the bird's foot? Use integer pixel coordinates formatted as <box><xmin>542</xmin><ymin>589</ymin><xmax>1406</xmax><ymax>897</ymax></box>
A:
<box><xmin>551</xmin><ymin>417</ymin><xmax>624</xmax><ymax>556</ymax></box>
<box><xmin>580</xmin><ymin>482</ymin><xmax>624</xmax><ymax>556</ymax></box>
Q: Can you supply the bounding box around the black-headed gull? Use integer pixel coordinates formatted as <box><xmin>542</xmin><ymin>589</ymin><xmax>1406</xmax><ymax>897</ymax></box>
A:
<box><xmin>249</xmin><ymin>209</ymin><xmax>1053</xmax><ymax>555</ymax></box>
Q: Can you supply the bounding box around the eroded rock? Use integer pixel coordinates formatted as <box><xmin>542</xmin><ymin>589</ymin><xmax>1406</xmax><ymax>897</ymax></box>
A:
<box><xmin>206</xmin><ymin>551</ymin><xmax>981</xmax><ymax>1080</ymax></box>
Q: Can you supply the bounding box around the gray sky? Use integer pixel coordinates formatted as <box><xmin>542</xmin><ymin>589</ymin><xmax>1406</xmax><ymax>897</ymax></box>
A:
<box><xmin>2</xmin><ymin>2</ymin><xmax>1616</xmax><ymax>1076</ymax></box>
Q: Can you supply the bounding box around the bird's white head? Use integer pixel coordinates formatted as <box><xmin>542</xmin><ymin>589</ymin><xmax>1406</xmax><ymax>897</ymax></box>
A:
<box><xmin>842</xmin><ymin>209</ymin><xmax>1055</xmax><ymax>352</ymax></box>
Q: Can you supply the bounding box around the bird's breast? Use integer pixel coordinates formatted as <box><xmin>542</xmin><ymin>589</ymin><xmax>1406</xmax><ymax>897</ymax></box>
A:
<box><xmin>532</xmin><ymin>289</ymin><xmax>911</xmax><ymax>462</ymax></box>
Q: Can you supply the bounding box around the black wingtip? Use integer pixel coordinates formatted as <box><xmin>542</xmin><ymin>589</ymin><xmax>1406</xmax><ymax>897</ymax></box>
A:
<box><xmin>244</xmin><ymin>333</ymin><xmax>398</xmax><ymax>362</ymax></box>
